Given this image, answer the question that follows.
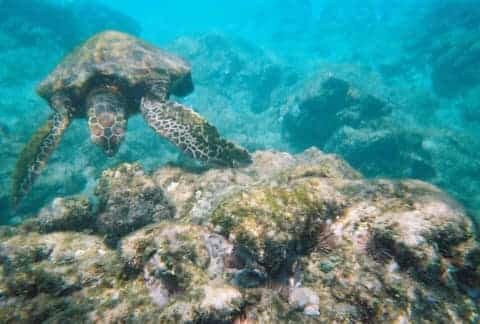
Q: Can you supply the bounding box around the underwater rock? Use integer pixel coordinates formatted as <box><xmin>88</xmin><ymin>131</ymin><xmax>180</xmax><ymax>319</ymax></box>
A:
<box><xmin>158</xmin><ymin>148</ymin><xmax>480</xmax><ymax>322</ymax></box>
<box><xmin>0</xmin><ymin>231</ymin><xmax>125</xmax><ymax>323</ymax></box>
<box><xmin>155</xmin><ymin>148</ymin><xmax>359</xmax><ymax>224</ymax></box>
<box><xmin>279</xmin><ymin>68</ymin><xmax>466</xmax><ymax>186</ymax></box>
<box><xmin>120</xmin><ymin>222</ymin><xmax>243</xmax><ymax>322</ymax></box>
<box><xmin>0</xmin><ymin>232</ymin><xmax>118</xmax><ymax>297</ymax></box>
<box><xmin>289</xmin><ymin>286</ymin><xmax>320</xmax><ymax>316</ymax></box>
<box><xmin>120</xmin><ymin>223</ymin><xmax>233</xmax><ymax>279</ymax></box>
<box><xmin>210</xmin><ymin>180</ymin><xmax>345</xmax><ymax>276</ymax></box>
<box><xmin>325</xmin><ymin>125</ymin><xmax>436</xmax><ymax>179</ymax></box>
<box><xmin>1</xmin><ymin>149</ymin><xmax>479</xmax><ymax>322</ymax></box>
<box><xmin>293</xmin><ymin>178</ymin><xmax>480</xmax><ymax>322</ymax></box>
<box><xmin>0</xmin><ymin>230</ymin><xmax>170</xmax><ymax>323</ymax></box>
<box><xmin>282</xmin><ymin>74</ymin><xmax>392</xmax><ymax>151</ymax></box>
<box><xmin>95</xmin><ymin>163</ymin><xmax>175</xmax><ymax>246</ymax></box>
<box><xmin>21</xmin><ymin>196</ymin><xmax>93</xmax><ymax>233</ymax></box>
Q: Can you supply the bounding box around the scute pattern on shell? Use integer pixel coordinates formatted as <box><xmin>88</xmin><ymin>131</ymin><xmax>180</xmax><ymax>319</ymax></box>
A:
<box><xmin>37</xmin><ymin>30</ymin><xmax>192</xmax><ymax>106</ymax></box>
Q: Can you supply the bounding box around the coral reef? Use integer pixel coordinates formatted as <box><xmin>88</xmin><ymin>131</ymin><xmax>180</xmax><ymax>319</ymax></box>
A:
<box><xmin>1</xmin><ymin>149</ymin><xmax>478</xmax><ymax>322</ymax></box>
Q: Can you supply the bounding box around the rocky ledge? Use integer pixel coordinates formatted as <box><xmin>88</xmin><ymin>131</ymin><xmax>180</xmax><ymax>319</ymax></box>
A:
<box><xmin>1</xmin><ymin>149</ymin><xmax>479</xmax><ymax>323</ymax></box>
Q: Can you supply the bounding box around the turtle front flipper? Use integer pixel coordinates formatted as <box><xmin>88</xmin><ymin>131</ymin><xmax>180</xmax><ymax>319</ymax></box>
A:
<box><xmin>11</xmin><ymin>112</ymin><xmax>70</xmax><ymax>206</ymax></box>
<box><xmin>141</xmin><ymin>97</ymin><xmax>252</xmax><ymax>167</ymax></box>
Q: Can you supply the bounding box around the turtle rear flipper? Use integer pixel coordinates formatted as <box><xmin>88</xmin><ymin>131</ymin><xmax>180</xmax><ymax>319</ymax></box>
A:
<box><xmin>11</xmin><ymin>112</ymin><xmax>70</xmax><ymax>206</ymax></box>
<box><xmin>140</xmin><ymin>97</ymin><xmax>251</xmax><ymax>167</ymax></box>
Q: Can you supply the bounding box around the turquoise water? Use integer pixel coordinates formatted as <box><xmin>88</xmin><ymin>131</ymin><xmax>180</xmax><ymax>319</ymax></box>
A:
<box><xmin>1</xmin><ymin>1</ymin><xmax>480</xmax><ymax>322</ymax></box>
<box><xmin>0</xmin><ymin>0</ymin><xmax>479</xmax><ymax>226</ymax></box>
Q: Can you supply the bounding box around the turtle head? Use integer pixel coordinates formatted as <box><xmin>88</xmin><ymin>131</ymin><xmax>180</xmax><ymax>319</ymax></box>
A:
<box><xmin>86</xmin><ymin>86</ymin><xmax>127</xmax><ymax>156</ymax></box>
<box><xmin>170</xmin><ymin>71</ymin><xmax>194</xmax><ymax>97</ymax></box>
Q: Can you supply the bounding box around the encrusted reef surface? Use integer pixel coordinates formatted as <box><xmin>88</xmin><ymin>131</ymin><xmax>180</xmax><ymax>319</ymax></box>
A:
<box><xmin>1</xmin><ymin>149</ymin><xmax>479</xmax><ymax>323</ymax></box>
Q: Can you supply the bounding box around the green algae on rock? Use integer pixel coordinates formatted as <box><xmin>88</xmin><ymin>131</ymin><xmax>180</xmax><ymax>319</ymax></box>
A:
<box><xmin>21</xmin><ymin>196</ymin><xmax>93</xmax><ymax>233</ymax></box>
<box><xmin>95</xmin><ymin>163</ymin><xmax>175</xmax><ymax>246</ymax></box>
<box><xmin>0</xmin><ymin>232</ymin><xmax>122</xmax><ymax>323</ymax></box>
<box><xmin>14</xmin><ymin>162</ymin><xmax>175</xmax><ymax>246</ymax></box>
<box><xmin>210</xmin><ymin>182</ymin><xmax>344</xmax><ymax>275</ymax></box>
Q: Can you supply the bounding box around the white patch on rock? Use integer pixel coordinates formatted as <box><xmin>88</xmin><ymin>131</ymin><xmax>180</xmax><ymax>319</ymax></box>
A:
<box><xmin>200</xmin><ymin>284</ymin><xmax>242</xmax><ymax>312</ymax></box>
<box><xmin>166</xmin><ymin>181</ymin><xmax>179</xmax><ymax>192</ymax></box>
<box><xmin>289</xmin><ymin>287</ymin><xmax>320</xmax><ymax>316</ymax></box>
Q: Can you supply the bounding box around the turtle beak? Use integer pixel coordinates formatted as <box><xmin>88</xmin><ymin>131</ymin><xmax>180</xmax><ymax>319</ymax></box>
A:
<box><xmin>90</xmin><ymin>138</ymin><xmax>121</xmax><ymax>157</ymax></box>
<box><xmin>104</xmin><ymin>145</ymin><xmax>117</xmax><ymax>157</ymax></box>
<box><xmin>89</xmin><ymin>125</ymin><xmax>124</xmax><ymax>157</ymax></box>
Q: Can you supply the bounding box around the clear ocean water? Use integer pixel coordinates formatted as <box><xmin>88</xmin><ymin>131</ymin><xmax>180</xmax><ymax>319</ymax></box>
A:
<box><xmin>0</xmin><ymin>1</ymin><xmax>479</xmax><ymax>321</ymax></box>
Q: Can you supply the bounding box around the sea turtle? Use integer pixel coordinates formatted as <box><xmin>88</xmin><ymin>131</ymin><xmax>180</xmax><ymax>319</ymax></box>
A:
<box><xmin>12</xmin><ymin>30</ymin><xmax>251</xmax><ymax>205</ymax></box>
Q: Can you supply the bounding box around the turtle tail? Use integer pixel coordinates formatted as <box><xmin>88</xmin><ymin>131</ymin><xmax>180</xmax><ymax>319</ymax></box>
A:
<box><xmin>11</xmin><ymin>112</ymin><xmax>70</xmax><ymax>206</ymax></box>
